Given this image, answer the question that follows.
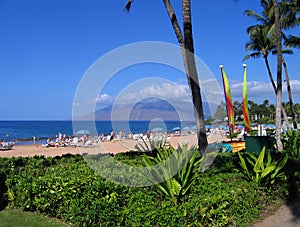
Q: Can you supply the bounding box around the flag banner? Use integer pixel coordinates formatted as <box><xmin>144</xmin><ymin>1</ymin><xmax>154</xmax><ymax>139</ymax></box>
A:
<box><xmin>242</xmin><ymin>65</ymin><xmax>251</xmax><ymax>132</ymax></box>
<box><xmin>221</xmin><ymin>67</ymin><xmax>235</xmax><ymax>134</ymax></box>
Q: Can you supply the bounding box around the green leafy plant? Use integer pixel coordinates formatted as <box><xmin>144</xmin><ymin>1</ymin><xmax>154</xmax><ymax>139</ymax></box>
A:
<box><xmin>0</xmin><ymin>153</ymin><xmax>289</xmax><ymax>226</ymax></box>
<box><xmin>142</xmin><ymin>144</ymin><xmax>217</xmax><ymax>204</ymax></box>
<box><xmin>281</xmin><ymin>129</ymin><xmax>300</xmax><ymax>193</ymax></box>
<box><xmin>238</xmin><ymin>147</ymin><xmax>288</xmax><ymax>186</ymax></box>
<box><xmin>282</xmin><ymin>129</ymin><xmax>300</xmax><ymax>160</ymax></box>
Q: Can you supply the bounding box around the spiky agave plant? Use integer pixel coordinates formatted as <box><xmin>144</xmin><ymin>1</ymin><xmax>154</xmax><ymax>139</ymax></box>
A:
<box><xmin>238</xmin><ymin>147</ymin><xmax>288</xmax><ymax>186</ymax></box>
<box><xmin>142</xmin><ymin>144</ymin><xmax>218</xmax><ymax>204</ymax></box>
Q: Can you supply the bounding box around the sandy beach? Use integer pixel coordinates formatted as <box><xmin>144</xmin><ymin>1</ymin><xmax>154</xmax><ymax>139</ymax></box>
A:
<box><xmin>0</xmin><ymin>133</ymin><xmax>224</xmax><ymax>158</ymax></box>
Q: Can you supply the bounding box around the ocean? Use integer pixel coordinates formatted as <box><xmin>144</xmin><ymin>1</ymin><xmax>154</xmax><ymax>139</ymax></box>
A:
<box><xmin>0</xmin><ymin>121</ymin><xmax>196</xmax><ymax>145</ymax></box>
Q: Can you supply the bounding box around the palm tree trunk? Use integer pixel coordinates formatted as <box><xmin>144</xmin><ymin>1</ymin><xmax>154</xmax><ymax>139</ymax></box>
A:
<box><xmin>182</xmin><ymin>0</ymin><xmax>207</xmax><ymax>155</ymax></box>
<box><xmin>264</xmin><ymin>57</ymin><xmax>291</xmax><ymax>129</ymax></box>
<box><xmin>283</xmin><ymin>59</ymin><xmax>298</xmax><ymax>129</ymax></box>
<box><xmin>162</xmin><ymin>0</ymin><xmax>184</xmax><ymax>47</ymax></box>
<box><xmin>272</xmin><ymin>0</ymin><xmax>283</xmax><ymax>150</ymax></box>
<box><xmin>264</xmin><ymin>57</ymin><xmax>277</xmax><ymax>91</ymax></box>
<box><xmin>163</xmin><ymin>0</ymin><xmax>208</xmax><ymax>154</ymax></box>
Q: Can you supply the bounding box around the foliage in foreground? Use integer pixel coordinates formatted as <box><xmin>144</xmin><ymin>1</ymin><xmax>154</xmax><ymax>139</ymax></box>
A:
<box><xmin>281</xmin><ymin>129</ymin><xmax>300</xmax><ymax>195</ymax></box>
<box><xmin>237</xmin><ymin>147</ymin><xmax>288</xmax><ymax>186</ymax></box>
<box><xmin>0</xmin><ymin>151</ymin><xmax>291</xmax><ymax>227</ymax></box>
<box><xmin>142</xmin><ymin>144</ymin><xmax>218</xmax><ymax>204</ymax></box>
<box><xmin>282</xmin><ymin>129</ymin><xmax>300</xmax><ymax>161</ymax></box>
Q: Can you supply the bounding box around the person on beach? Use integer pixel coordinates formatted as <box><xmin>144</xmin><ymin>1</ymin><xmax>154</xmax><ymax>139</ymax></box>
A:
<box><xmin>118</xmin><ymin>130</ymin><xmax>124</xmax><ymax>140</ymax></box>
<box><xmin>110</xmin><ymin>130</ymin><xmax>115</xmax><ymax>141</ymax></box>
<box><xmin>98</xmin><ymin>133</ymin><xmax>104</xmax><ymax>142</ymax></box>
<box><xmin>59</xmin><ymin>132</ymin><xmax>62</xmax><ymax>142</ymax></box>
<box><xmin>44</xmin><ymin>138</ymin><xmax>53</xmax><ymax>147</ymax></box>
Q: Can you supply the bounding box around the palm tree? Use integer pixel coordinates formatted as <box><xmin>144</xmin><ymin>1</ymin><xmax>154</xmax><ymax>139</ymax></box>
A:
<box><xmin>282</xmin><ymin>58</ymin><xmax>298</xmax><ymax>129</ymax></box>
<box><xmin>282</xmin><ymin>0</ymin><xmax>300</xmax><ymax>129</ymax></box>
<box><xmin>124</xmin><ymin>0</ymin><xmax>208</xmax><ymax>154</ymax></box>
<box><xmin>271</xmin><ymin>0</ymin><xmax>283</xmax><ymax>150</ymax></box>
<box><xmin>244</xmin><ymin>0</ymin><xmax>300</xmax><ymax>149</ymax></box>
<box><xmin>243</xmin><ymin>24</ymin><xmax>291</xmax><ymax>128</ymax></box>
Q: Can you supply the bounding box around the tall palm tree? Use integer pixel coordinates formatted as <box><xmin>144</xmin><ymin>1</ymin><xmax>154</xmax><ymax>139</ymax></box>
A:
<box><xmin>124</xmin><ymin>0</ymin><xmax>208</xmax><ymax>154</ymax></box>
<box><xmin>272</xmin><ymin>0</ymin><xmax>283</xmax><ymax>150</ymax></box>
<box><xmin>281</xmin><ymin>0</ymin><xmax>300</xmax><ymax>129</ymax></box>
<box><xmin>282</xmin><ymin>0</ymin><xmax>300</xmax><ymax>128</ymax></box>
<box><xmin>245</xmin><ymin>0</ymin><xmax>300</xmax><ymax>149</ymax></box>
<box><xmin>243</xmin><ymin>24</ymin><xmax>291</xmax><ymax>128</ymax></box>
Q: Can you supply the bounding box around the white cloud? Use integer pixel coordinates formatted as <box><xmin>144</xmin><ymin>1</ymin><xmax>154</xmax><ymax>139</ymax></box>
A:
<box><xmin>119</xmin><ymin>79</ymin><xmax>224</xmax><ymax>105</ymax></box>
<box><xmin>87</xmin><ymin>93</ymin><xmax>114</xmax><ymax>105</ymax></box>
<box><xmin>85</xmin><ymin>79</ymin><xmax>300</xmax><ymax>111</ymax></box>
<box><xmin>285</xmin><ymin>80</ymin><xmax>300</xmax><ymax>94</ymax></box>
<box><xmin>231</xmin><ymin>81</ymin><xmax>273</xmax><ymax>97</ymax></box>
<box><xmin>117</xmin><ymin>82</ymin><xmax>192</xmax><ymax>104</ymax></box>
<box><xmin>229</xmin><ymin>79</ymin><xmax>300</xmax><ymax>103</ymax></box>
<box><xmin>96</xmin><ymin>94</ymin><xmax>113</xmax><ymax>103</ymax></box>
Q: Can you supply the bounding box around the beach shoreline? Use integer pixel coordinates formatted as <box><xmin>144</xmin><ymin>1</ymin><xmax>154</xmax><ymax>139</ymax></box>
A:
<box><xmin>0</xmin><ymin>133</ymin><xmax>224</xmax><ymax>158</ymax></box>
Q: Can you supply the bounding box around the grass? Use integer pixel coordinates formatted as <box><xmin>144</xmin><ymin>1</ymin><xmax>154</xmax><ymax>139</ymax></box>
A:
<box><xmin>0</xmin><ymin>208</ymin><xmax>67</xmax><ymax>227</ymax></box>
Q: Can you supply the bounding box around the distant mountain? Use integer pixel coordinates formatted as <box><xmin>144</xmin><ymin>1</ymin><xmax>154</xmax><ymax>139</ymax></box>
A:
<box><xmin>75</xmin><ymin>98</ymin><xmax>215</xmax><ymax>121</ymax></box>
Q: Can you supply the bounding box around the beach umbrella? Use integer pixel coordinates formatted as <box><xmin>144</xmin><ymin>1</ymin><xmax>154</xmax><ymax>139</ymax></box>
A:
<box><xmin>205</xmin><ymin>125</ymin><xmax>212</xmax><ymax>129</ymax></box>
<box><xmin>76</xmin><ymin>129</ymin><xmax>90</xmax><ymax>136</ymax></box>
<box><xmin>172</xmin><ymin>127</ymin><xmax>181</xmax><ymax>131</ymax></box>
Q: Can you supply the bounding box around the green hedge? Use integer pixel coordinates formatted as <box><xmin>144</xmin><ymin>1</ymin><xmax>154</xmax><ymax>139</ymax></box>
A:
<box><xmin>0</xmin><ymin>153</ymin><xmax>287</xmax><ymax>226</ymax></box>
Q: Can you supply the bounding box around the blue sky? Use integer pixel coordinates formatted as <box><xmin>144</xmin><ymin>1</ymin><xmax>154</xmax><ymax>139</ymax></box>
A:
<box><xmin>0</xmin><ymin>0</ymin><xmax>299</xmax><ymax>120</ymax></box>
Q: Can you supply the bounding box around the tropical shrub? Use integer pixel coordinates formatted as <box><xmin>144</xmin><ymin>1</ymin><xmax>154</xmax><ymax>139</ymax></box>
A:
<box><xmin>281</xmin><ymin>130</ymin><xmax>300</xmax><ymax>196</ymax></box>
<box><xmin>142</xmin><ymin>145</ymin><xmax>197</xmax><ymax>204</ymax></box>
<box><xmin>237</xmin><ymin>147</ymin><xmax>288</xmax><ymax>186</ymax></box>
<box><xmin>142</xmin><ymin>144</ymin><xmax>219</xmax><ymax>204</ymax></box>
<box><xmin>281</xmin><ymin>129</ymin><xmax>300</xmax><ymax>161</ymax></box>
<box><xmin>0</xmin><ymin>152</ymin><xmax>288</xmax><ymax>226</ymax></box>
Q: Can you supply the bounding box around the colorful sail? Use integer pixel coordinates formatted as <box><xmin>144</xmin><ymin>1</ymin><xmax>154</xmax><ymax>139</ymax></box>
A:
<box><xmin>242</xmin><ymin>65</ymin><xmax>251</xmax><ymax>132</ymax></box>
<box><xmin>220</xmin><ymin>66</ymin><xmax>235</xmax><ymax>134</ymax></box>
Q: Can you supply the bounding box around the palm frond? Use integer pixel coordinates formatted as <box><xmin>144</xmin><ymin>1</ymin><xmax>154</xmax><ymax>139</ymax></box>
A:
<box><xmin>271</xmin><ymin>49</ymin><xmax>294</xmax><ymax>55</ymax></box>
<box><xmin>248</xmin><ymin>52</ymin><xmax>262</xmax><ymax>59</ymax></box>
<box><xmin>124</xmin><ymin>0</ymin><xmax>133</xmax><ymax>12</ymax></box>
<box><xmin>284</xmin><ymin>35</ymin><xmax>300</xmax><ymax>48</ymax></box>
<box><xmin>245</xmin><ymin>9</ymin><xmax>268</xmax><ymax>24</ymax></box>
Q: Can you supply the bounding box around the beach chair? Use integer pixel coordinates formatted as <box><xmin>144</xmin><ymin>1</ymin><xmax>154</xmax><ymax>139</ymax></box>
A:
<box><xmin>90</xmin><ymin>138</ymin><xmax>100</xmax><ymax>147</ymax></box>
<box><xmin>0</xmin><ymin>142</ymin><xmax>14</xmax><ymax>150</ymax></box>
<box><xmin>70</xmin><ymin>137</ymin><xmax>79</xmax><ymax>147</ymax></box>
<box><xmin>84</xmin><ymin>140</ymin><xmax>92</xmax><ymax>147</ymax></box>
